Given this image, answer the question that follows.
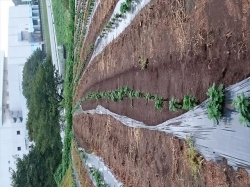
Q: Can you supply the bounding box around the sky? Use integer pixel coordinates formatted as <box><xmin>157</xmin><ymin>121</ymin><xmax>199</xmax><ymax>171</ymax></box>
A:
<box><xmin>0</xmin><ymin>0</ymin><xmax>14</xmax><ymax>55</ymax></box>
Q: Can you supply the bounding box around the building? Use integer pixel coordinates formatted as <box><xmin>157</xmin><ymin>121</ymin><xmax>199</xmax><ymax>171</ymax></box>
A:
<box><xmin>0</xmin><ymin>5</ymin><xmax>42</xmax><ymax>187</ymax></box>
<box><xmin>0</xmin><ymin>51</ymin><xmax>29</xmax><ymax>187</ymax></box>
<box><xmin>12</xmin><ymin>0</ymin><xmax>33</xmax><ymax>6</ymax></box>
<box><xmin>8</xmin><ymin>5</ymin><xmax>42</xmax><ymax>114</ymax></box>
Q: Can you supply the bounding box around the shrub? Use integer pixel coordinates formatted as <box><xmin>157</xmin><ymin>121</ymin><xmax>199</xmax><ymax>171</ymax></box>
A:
<box><xmin>206</xmin><ymin>83</ymin><xmax>224</xmax><ymax>122</ymax></box>
<box><xmin>182</xmin><ymin>94</ymin><xmax>197</xmax><ymax>110</ymax></box>
<box><xmin>232</xmin><ymin>93</ymin><xmax>250</xmax><ymax>126</ymax></box>
<box><xmin>169</xmin><ymin>97</ymin><xmax>181</xmax><ymax>111</ymax></box>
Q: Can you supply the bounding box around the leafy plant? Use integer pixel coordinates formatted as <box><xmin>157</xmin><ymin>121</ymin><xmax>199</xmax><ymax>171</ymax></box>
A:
<box><xmin>182</xmin><ymin>94</ymin><xmax>197</xmax><ymax>110</ymax></box>
<box><xmin>89</xmin><ymin>168</ymin><xmax>107</xmax><ymax>187</ymax></box>
<box><xmin>169</xmin><ymin>97</ymin><xmax>181</xmax><ymax>111</ymax></box>
<box><xmin>154</xmin><ymin>95</ymin><xmax>164</xmax><ymax>110</ymax></box>
<box><xmin>120</xmin><ymin>2</ymin><xmax>129</xmax><ymax>14</ymax></box>
<box><xmin>115</xmin><ymin>13</ymin><xmax>122</xmax><ymax>18</ymax></box>
<box><xmin>232</xmin><ymin>93</ymin><xmax>250</xmax><ymax>126</ymax></box>
<box><xmin>206</xmin><ymin>83</ymin><xmax>224</xmax><ymax>122</ymax></box>
<box><xmin>134</xmin><ymin>91</ymin><xmax>143</xmax><ymax>98</ymax></box>
<box><xmin>145</xmin><ymin>93</ymin><xmax>153</xmax><ymax>103</ymax></box>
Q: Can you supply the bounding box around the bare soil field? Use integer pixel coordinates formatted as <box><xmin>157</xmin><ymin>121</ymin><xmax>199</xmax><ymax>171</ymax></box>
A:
<box><xmin>74</xmin><ymin>113</ymin><xmax>250</xmax><ymax>187</ymax></box>
<box><xmin>74</xmin><ymin>0</ymin><xmax>250</xmax><ymax>125</ymax></box>
<box><xmin>73</xmin><ymin>0</ymin><xmax>250</xmax><ymax>186</ymax></box>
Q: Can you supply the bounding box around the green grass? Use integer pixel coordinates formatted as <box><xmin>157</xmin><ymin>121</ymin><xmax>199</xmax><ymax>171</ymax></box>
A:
<box><xmin>53</xmin><ymin>0</ymin><xmax>75</xmax><ymax>185</ymax></box>
<box><xmin>41</xmin><ymin>0</ymin><xmax>51</xmax><ymax>54</ymax></box>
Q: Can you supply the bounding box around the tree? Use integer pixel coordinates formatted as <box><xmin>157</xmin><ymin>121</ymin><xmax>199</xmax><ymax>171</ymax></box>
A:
<box><xmin>22</xmin><ymin>48</ymin><xmax>45</xmax><ymax>106</ymax></box>
<box><xmin>11</xmin><ymin>146</ymin><xmax>61</xmax><ymax>187</ymax></box>
<box><xmin>17</xmin><ymin>54</ymin><xmax>62</xmax><ymax>186</ymax></box>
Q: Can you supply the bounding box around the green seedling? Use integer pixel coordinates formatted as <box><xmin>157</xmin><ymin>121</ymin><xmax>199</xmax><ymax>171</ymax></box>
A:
<box><xmin>120</xmin><ymin>2</ymin><xmax>129</xmax><ymax>14</ymax></box>
<box><xmin>182</xmin><ymin>94</ymin><xmax>197</xmax><ymax>110</ymax></box>
<box><xmin>232</xmin><ymin>93</ymin><xmax>250</xmax><ymax>126</ymax></box>
<box><xmin>154</xmin><ymin>95</ymin><xmax>164</xmax><ymax>110</ymax></box>
<box><xmin>169</xmin><ymin>97</ymin><xmax>181</xmax><ymax>111</ymax></box>
<box><xmin>206</xmin><ymin>83</ymin><xmax>224</xmax><ymax>122</ymax></box>
<box><xmin>145</xmin><ymin>93</ymin><xmax>153</xmax><ymax>103</ymax></box>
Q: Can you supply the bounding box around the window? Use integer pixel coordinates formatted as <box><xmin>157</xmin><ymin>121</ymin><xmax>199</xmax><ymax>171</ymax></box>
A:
<box><xmin>17</xmin><ymin>131</ymin><xmax>20</xmax><ymax>135</ymax></box>
<box><xmin>17</xmin><ymin>147</ymin><xmax>21</xmax><ymax>151</ymax></box>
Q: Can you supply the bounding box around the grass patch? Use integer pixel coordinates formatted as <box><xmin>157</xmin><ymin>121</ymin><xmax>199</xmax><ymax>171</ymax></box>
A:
<box><xmin>61</xmin><ymin>165</ymin><xmax>74</xmax><ymax>187</ymax></box>
<box><xmin>53</xmin><ymin>0</ymin><xmax>75</xmax><ymax>185</ymax></box>
<box><xmin>41</xmin><ymin>0</ymin><xmax>51</xmax><ymax>54</ymax></box>
<box><xmin>185</xmin><ymin>137</ymin><xmax>203</xmax><ymax>178</ymax></box>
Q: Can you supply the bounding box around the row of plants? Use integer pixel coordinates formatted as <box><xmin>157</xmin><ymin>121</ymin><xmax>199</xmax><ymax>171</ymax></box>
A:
<box><xmin>89</xmin><ymin>167</ymin><xmax>108</xmax><ymax>187</ymax></box>
<box><xmin>73</xmin><ymin>84</ymin><xmax>250</xmax><ymax>126</ymax></box>
<box><xmin>72</xmin><ymin>86</ymin><xmax>198</xmax><ymax>114</ymax></box>
<box><xmin>72</xmin><ymin>0</ymin><xmax>137</xmax><ymax>94</ymax></box>
<box><xmin>99</xmin><ymin>0</ymin><xmax>135</xmax><ymax>38</ymax></box>
<box><xmin>73</xmin><ymin>138</ymin><xmax>108</xmax><ymax>187</ymax></box>
<box><xmin>74</xmin><ymin>0</ymin><xmax>96</xmax><ymax>68</ymax></box>
<box><xmin>74</xmin><ymin>0</ymin><xmax>88</xmax><ymax>64</ymax></box>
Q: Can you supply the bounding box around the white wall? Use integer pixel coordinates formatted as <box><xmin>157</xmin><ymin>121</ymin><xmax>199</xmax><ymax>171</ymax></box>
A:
<box><xmin>0</xmin><ymin>124</ymin><xmax>28</xmax><ymax>187</ymax></box>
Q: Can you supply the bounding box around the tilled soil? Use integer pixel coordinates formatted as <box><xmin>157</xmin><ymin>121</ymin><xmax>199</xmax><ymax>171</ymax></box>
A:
<box><xmin>73</xmin><ymin>113</ymin><xmax>250</xmax><ymax>187</ymax></box>
<box><xmin>74</xmin><ymin>0</ymin><xmax>250</xmax><ymax>125</ymax></box>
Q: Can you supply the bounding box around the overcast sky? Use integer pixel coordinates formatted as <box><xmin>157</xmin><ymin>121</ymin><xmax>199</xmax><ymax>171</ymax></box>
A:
<box><xmin>0</xmin><ymin>0</ymin><xmax>14</xmax><ymax>55</ymax></box>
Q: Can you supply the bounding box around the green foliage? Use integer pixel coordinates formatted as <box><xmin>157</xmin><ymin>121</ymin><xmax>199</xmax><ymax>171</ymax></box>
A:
<box><xmin>206</xmin><ymin>83</ymin><xmax>224</xmax><ymax>121</ymax></box>
<box><xmin>22</xmin><ymin>48</ymin><xmax>45</xmax><ymax>105</ymax></box>
<box><xmin>89</xmin><ymin>168</ymin><xmax>107</xmax><ymax>187</ymax></box>
<box><xmin>120</xmin><ymin>2</ymin><xmax>129</xmax><ymax>14</ymax></box>
<box><xmin>169</xmin><ymin>97</ymin><xmax>181</xmax><ymax>112</ymax></box>
<box><xmin>52</xmin><ymin>0</ymin><xmax>69</xmax><ymax>45</ymax></box>
<box><xmin>72</xmin><ymin>86</ymin><xmax>167</xmax><ymax>113</ymax></box>
<box><xmin>26</xmin><ymin>57</ymin><xmax>62</xmax><ymax>152</ymax></box>
<box><xmin>232</xmin><ymin>93</ymin><xmax>250</xmax><ymax>126</ymax></box>
<box><xmin>115</xmin><ymin>13</ymin><xmax>122</xmax><ymax>18</ymax></box>
<box><xmin>11</xmin><ymin>146</ymin><xmax>61</xmax><ymax>187</ymax></box>
<box><xmin>145</xmin><ymin>93</ymin><xmax>153</xmax><ymax>102</ymax></box>
<box><xmin>88</xmin><ymin>44</ymin><xmax>94</xmax><ymax>52</ymax></box>
<box><xmin>154</xmin><ymin>95</ymin><xmax>164</xmax><ymax>110</ymax></box>
<box><xmin>54</xmin><ymin>0</ymin><xmax>75</xmax><ymax>185</ymax></box>
<box><xmin>182</xmin><ymin>94</ymin><xmax>197</xmax><ymax>110</ymax></box>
